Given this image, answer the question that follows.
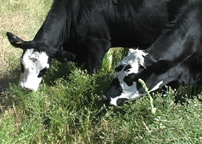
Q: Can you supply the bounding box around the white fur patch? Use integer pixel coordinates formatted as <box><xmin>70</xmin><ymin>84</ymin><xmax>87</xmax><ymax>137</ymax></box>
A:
<box><xmin>115</xmin><ymin>49</ymin><xmax>147</xmax><ymax>83</ymax></box>
<box><xmin>149</xmin><ymin>81</ymin><xmax>163</xmax><ymax>92</ymax></box>
<box><xmin>19</xmin><ymin>49</ymin><xmax>49</xmax><ymax>91</ymax></box>
<box><xmin>116</xmin><ymin>49</ymin><xmax>147</xmax><ymax>74</ymax></box>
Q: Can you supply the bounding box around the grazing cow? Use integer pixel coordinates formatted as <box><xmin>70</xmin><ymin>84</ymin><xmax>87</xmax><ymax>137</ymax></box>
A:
<box><xmin>7</xmin><ymin>0</ymin><xmax>187</xmax><ymax>91</ymax></box>
<box><xmin>103</xmin><ymin>0</ymin><xmax>202</xmax><ymax>106</ymax></box>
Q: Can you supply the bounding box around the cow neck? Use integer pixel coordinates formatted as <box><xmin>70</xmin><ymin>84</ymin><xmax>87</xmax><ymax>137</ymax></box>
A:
<box><xmin>146</xmin><ymin>26</ymin><xmax>200</xmax><ymax>65</ymax></box>
<box><xmin>146</xmin><ymin>1</ymin><xmax>202</xmax><ymax>63</ymax></box>
<box><xmin>33</xmin><ymin>2</ymin><xmax>69</xmax><ymax>50</ymax></box>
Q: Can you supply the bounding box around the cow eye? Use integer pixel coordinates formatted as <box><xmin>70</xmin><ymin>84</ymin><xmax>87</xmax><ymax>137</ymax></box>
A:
<box><xmin>123</xmin><ymin>73</ymin><xmax>136</xmax><ymax>86</ymax></box>
<box><xmin>30</xmin><ymin>58</ymin><xmax>37</xmax><ymax>62</ymax></box>
<box><xmin>139</xmin><ymin>65</ymin><xmax>146</xmax><ymax>70</ymax></box>
<box><xmin>115</xmin><ymin>65</ymin><xmax>124</xmax><ymax>72</ymax></box>
<box><xmin>124</xmin><ymin>65</ymin><xmax>132</xmax><ymax>72</ymax></box>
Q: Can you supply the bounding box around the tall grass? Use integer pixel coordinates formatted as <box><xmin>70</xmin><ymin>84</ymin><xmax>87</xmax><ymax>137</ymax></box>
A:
<box><xmin>1</xmin><ymin>0</ymin><xmax>202</xmax><ymax>143</ymax></box>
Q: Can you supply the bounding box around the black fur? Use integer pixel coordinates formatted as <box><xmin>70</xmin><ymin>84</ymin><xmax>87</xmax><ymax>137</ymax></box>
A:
<box><xmin>7</xmin><ymin>0</ymin><xmax>188</xmax><ymax>73</ymax></box>
<box><xmin>104</xmin><ymin>0</ymin><xmax>202</xmax><ymax>106</ymax></box>
<box><xmin>141</xmin><ymin>0</ymin><xmax>202</xmax><ymax>90</ymax></box>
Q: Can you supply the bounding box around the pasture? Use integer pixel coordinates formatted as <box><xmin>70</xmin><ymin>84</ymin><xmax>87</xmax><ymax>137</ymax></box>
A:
<box><xmin>0</xmin><ymin>0</ymin><xmax>202</xmax><ymax>143</ymax></box>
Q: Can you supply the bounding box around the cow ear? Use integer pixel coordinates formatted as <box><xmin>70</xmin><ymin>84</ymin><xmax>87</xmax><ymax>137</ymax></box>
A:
<box><xmin>6</xmin><ymin>32</ymin><xmax>25</xmax><ymax>48</ymax></box>
<box><xmin>7</xmin><ymin>32</ymin><xmax>36</xmax><ymax>49</ymax></box>
<box><xmin>55</xmin><ymin>50</ymin><xmax>76</xmax><ymax>62</ymax></box>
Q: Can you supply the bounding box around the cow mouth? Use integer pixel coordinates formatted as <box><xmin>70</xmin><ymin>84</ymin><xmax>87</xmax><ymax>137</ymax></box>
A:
<box><xmin>20</xmin><ymin>86</ymin><xmax>35</xmax><ymax>92</ymax></box>
<box><xmin>102</xmin><ymin>95</ymin><xmax>111</xmax><ymax>105</ymax></box>
<box><xmin>102</xmin><ymin>95</ymin><xmax>127</xmax><ymax>106</ymax></box>
<box><xmin>116</xmin><ymin>98</ymin><xmax>127</xmax><ymax>106</ymax></box>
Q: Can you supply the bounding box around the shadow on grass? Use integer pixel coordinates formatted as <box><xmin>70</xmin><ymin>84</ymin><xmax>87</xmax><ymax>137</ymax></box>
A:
<box><xmin>174</xmin><ymin>85</ymin><xmax>202</xmax><ymax>104</ymax></box>
<box><xmin>43</xmin><ymin>61</ymin><xmax>81</xmax><ymax>86</ymax></box>
<box><xmin>0</xmin><ymin>68</ymin><xmax>21</xmax><ymax>113</ymax></box>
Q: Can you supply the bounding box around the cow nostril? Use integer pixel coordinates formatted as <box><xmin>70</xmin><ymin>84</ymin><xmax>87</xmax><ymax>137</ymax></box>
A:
<box><xmin>24</xmin><ymin>88</ymin><xmax>32</xmax><ymax>91</ymax></box>
<box><xmin>102</xmin><ymin>95</ymin><xmax>108</xmax><ymax>101</ymax></box>
<box><xmin>116</xmin><ymin>98</ymin><xmax>127</xmax><ymax>106</ymax></box>
<box><xmin>102</xmin><ymin>95</ymin><xmax>111</xmax><ymax>106</ymax></box>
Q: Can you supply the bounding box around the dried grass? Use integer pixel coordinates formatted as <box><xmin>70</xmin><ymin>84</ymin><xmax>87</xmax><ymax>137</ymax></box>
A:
<box><xmin>0</xmin><ymin>0</ymin><xmax>52</xmax><ymax>90</ymax></box>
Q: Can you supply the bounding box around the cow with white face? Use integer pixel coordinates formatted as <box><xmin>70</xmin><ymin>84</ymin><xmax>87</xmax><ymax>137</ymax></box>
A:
<box><xmin>7</xmin><ymin>32</ymin><xmax>75</xmax><ymax>91</ymax></box>
<box><xmin>19</xmin><ymin>49</ymin><xmax>50</xmax><ymax>91</ymax></box>
<box><xmin>102</xmin><ymin>49</ymin><xmax>164</xmax><ymax>106</ymax></box>
<box><xmin>102</xmin><ymin>47</ymin><xmax>188</xmax><ymax>106</ymax></box>
<box><xmin>103</xmin><ymin>0</ymin><xmax>202</xmax><ymax>106</ymax></box>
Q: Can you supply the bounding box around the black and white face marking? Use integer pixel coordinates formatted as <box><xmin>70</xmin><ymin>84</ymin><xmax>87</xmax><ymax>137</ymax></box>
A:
<box><xmin>104</xmin><ymin>49</ymin><xmax>147</xmax><ymax>106</ymax></box>
<box><xmin>103</xmin><ymin>49</ymin><xmax>166</xmax><ymax>106</ymax></box>
<box><xmin>104</xmin><ymin>49</ymin><xmax>165</xmax><ymax>106</ymax></box>
<box><xmin>6</xmin><ymin>32</ymin><xmax>76</xmax><ymax>91</ymax></box>
<box><xmin>19</xmin><ymin>49</ymin><xmax>50</xmax><ymax>91</ymax></box>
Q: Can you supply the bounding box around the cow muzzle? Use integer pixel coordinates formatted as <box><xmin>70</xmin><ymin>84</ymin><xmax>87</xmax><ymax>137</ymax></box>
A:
<box><xmin>102</xmin><ymin>95</ymin><xmax>128</xmax><ymax>106</ymax></box>
<box><xmin>19</xmin><ymin>83</ymin><xmax>38</xmax><ymax>92</ymax></box>
<box><xmin>20</xmin><ymin>86</ymin><xmax>34</xmax><ymax>92</ymax></box>
<box><xmin>102</xmin><ymin>95</ymin><xmax>111</xmax><ymax>106</ymax></box>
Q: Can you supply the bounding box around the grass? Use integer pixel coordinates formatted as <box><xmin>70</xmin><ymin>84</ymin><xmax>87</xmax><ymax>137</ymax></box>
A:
<box><xmin>0</xmin><ymin>0</ymin><xmax>53</xmax><ymax>90</ymax></box>
<box><xmin>1</xmin><ymin>0</ymin><xmax>202</xmax><ymax>143</ymax></box>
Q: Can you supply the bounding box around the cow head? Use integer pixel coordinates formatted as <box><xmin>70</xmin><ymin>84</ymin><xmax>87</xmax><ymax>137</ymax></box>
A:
<box><xmin>102</xmin><ymin>49</ymin><xmax>178</xmax><ymax>106</ymax></box>
<box><xmin>7</xmin><ymin>32</ymin><xmax>75</xmax><ymax>91</ymax></box>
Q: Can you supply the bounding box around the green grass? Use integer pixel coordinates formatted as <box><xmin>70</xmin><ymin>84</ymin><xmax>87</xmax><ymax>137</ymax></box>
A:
<box><xmin>2</xmin><ymin>67</ymin><xmax>202</xmax><ymax>143</ymax></box>
<box><xmin>1</xmin><ymin>0</ymin><xmax>202</xmax><ymax>143</ymax></box>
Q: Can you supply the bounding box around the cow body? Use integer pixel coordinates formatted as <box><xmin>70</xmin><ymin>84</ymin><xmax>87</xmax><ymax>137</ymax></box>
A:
<box><xmin>7</xmin><ymin>0</ymin><xmax>188</xmax><ymax>91</ymax></box>
<box><xmin>103</xmin><ymin>0</ymin><xmax>202</xmax><ymax>106</ymax></box>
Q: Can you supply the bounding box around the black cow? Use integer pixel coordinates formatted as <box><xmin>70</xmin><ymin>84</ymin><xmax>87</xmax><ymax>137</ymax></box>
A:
<box><xmin>7</xmin><ymin>0</ymin><xmax>187</xmax><ymax>91</ymax></box>
<box><xmin>103</xmin><ymin>0</ymin><xmax>202</xmax><ymax>106</ymax></box>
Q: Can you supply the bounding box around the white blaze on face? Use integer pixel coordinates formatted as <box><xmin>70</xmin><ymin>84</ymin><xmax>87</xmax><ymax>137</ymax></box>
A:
<box><xmin>19</xmin><ymin>49</ymin><xmax>50</xmax><ymax>91</ymax></box>
<box><xmin>109</xmin><ymin>49</ymin><xmax>147</xmax><ymax>106</ymax></box>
